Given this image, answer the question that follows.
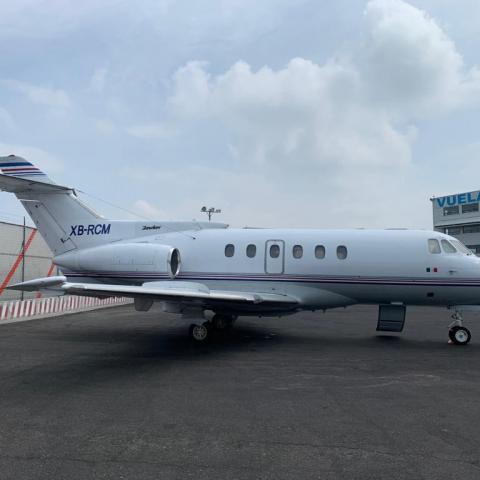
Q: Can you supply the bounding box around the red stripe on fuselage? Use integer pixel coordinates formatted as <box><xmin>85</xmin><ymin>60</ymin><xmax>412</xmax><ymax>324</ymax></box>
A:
<box><xmin>1</xmin><ymin>167</ymin><xmax>40</xmax><ymax>172</ymax></box>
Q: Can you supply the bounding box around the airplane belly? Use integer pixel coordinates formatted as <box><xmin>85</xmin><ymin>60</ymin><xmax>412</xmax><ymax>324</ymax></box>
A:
<box><xmin>281</xmin><ymin>284</ymin><xmax>356</xmax><ymax>309</ymax></box>
<box><xmin>331</xmin><ymin>282</ymin><xmax>480</xmax><ymax>306</ymax></box>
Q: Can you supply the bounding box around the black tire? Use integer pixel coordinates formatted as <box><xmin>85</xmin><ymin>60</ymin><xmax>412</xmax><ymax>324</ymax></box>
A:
<box><xmin>189</xmin><ymin>323</ymin><xmax>209</xmax><ymax>342</ymax></box>
<box><xmin>212</xmin><ymin>314</ymin><xmax>229</xmax><ymax>330</ymax></box>
<box><xmin>212</xmin><ymin>314</ymin><xmax>237</xmax><ymax>331</ymax></box>
<box><xmin>449</xmin><ymin>326</ymin><xmax>471</xmax><ymax>345</ymax></box>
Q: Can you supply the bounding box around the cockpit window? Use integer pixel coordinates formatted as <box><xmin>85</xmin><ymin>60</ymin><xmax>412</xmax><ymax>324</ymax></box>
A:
<box><xmin>441</xmin><ymin>239</ymin><xmax>457</xmax><ymax>253</ymax></box>
<box><xmin>428</xmin><ymin>239</ymin><xmax>441</xmax><ymax>254</ymax></box>
<box><xmin>451</xmin><ymin>240</ymin><xmax>473</xmax><ymax>255</ymax></box>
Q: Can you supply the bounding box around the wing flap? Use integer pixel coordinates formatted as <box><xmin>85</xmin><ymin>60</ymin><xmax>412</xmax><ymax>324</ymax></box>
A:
<box><xmin>62</xmin><ymin>282</ymin><xmax>298</xmax><ymax>306</ymax></box>
<box><xmin>8</xmin><ymin>277</ymin><xmax>298</xmax><ymax>308</ymax></box>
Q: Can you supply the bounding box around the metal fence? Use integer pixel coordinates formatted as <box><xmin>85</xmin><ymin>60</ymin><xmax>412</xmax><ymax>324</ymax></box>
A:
<box><xmin>0</xmin><ymin>220</ymin><xmax>56</xmax><ymax>301</ymax></box>
<box><xmin>0</xmin><ymin>219</ymin><xmax>133</xmax><ymax>318</ymax></box>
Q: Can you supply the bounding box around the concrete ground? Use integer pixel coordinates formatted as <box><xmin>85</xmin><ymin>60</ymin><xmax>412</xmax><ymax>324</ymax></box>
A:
<box><xmin>0</xmin><ymin>304</ymin><xmax>480</xmax><ymax>480</ymax></box>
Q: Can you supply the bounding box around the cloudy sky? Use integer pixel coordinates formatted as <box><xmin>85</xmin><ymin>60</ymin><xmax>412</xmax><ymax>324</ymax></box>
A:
<box><xmin>1</xmin><ymin>0</ymin><xmax>480</xmax><ymax>229</ymax></box>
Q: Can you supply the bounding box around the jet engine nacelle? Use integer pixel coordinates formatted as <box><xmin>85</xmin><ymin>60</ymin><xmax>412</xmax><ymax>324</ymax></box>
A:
<box><xmin>54</xmin><ymin>243</ymin><xmax>181</xmax><ymax>278</ymax></box>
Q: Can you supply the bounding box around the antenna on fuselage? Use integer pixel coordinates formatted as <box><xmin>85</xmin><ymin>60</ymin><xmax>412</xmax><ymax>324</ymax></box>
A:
<box><xmin>200</xmin><ymin>206</ymin><xmax>221</xmax><ymax>222</ymax></box>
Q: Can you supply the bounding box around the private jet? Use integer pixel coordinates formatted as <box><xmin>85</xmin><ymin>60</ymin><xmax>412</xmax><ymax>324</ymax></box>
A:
<box><xmin>1</xmin><ymin>155</ymin><xmax>479</xmax><ymax>344</ymax></box>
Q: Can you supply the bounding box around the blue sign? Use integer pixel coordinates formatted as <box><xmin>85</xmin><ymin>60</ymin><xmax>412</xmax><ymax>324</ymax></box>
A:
<box><xmin>70</xmin><ymin>224</ymin><xmax>111</xmax><ymax>236</ymax></box>
<box><xmin>436</xmin><ymin>192</ymin><xmax>480</xmax><ymax>208</ymax></box>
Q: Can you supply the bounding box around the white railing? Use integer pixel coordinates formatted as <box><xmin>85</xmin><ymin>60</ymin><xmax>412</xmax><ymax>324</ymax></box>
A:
<box><xmin>0</xmin><ymin>295</ymin><xmax>132</xmax><ymax>323</ymax></box>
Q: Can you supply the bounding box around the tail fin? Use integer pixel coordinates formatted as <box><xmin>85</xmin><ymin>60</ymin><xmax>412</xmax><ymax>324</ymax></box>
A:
<box><xmin>0</xmin><ymin>155</ymin><xmax>104</xmax><ymax>255</ymax></box>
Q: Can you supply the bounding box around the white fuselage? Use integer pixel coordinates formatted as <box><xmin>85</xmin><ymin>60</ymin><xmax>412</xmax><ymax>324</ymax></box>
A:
<box><xmin>60</xmin><ymin>225</ymin><xmax>480</xmax><ymax>314</ymax></box>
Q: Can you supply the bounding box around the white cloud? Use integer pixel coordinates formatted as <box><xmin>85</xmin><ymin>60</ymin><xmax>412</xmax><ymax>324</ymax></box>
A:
<box><xmin>0</xmin><ymin>1</ymin><xmax>133</xmax><ymax>39</ymax></box>
<box><xmin>4</xmin><ymin>80</ymin><xmax>71</xmax><ymax>109</ymax></box>
<box><xmin>89</xmin><ymin>67</ymin><xmax>108</xmax><ymax>93</ymax></box>
<box><xmin>168</xmin><ymin>0</ymin><xmax>480</xmax><ymax>154</ymax></box>
<box><xmin>121</xmin><ymin>163</ymin><xmax>430</xmax><ymax>229</ymax></box>
<box><xmin>148</xmin><ymin>0</ymin><xmax>480</xmax><ymax>228</ymax></box>
<box><xmin>132</xmin><ymin>199</ymin><xmax>167</xmax><ymax>219</ymax></box>
<box><xmin>362</xmin><ymin>0</ymin><xmax>470</xmax><ymax>114</ymax></box>
<box><xmin>0</xmin><ymin>143</ymin><xmax>64</xmax><ymax>174</ymax></box>
<box><xmin>168</xmin><ymin>57</ymin><xmax>413</xmax><ymax>175</ymax></box>
<box><xmin>169</xmin><ymin>61</ymin><xmax>211</xmax><ymax>118</ymax></box>
<box><xmin>94</xmin><ymin>119</ymin><xmax>116</xmax><ymax>134</ymax></box>
<box><xmin>444</xmin><ymin>142</ymin><xmax>480</xmax><ymax>184</ymax></box>
<box><xmin>126</xmin><ymin>123</ymin><xmax>173</xmax><ymax>139</ymax></box>
<box><xmin>1</xmin><ymin>0</ymin><xmax>478</xmax><ymax>230</ymax></box>
<box><xmin>0</xmin><ymin>107</ymin><xmax>14</xmax><ymax>130</ymax></box>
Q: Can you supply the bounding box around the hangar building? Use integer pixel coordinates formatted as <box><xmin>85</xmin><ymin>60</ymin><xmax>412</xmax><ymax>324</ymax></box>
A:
<box><xmin>431</xmin><ymin>190</ymin><xmax>480</xmax><ymax>254</ymax></box>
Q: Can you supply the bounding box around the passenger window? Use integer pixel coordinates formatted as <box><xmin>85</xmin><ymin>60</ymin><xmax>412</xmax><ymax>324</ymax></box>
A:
<box><xmin>336</xmin><ymin>245</ymin><xmax>347</xmax><ymax>260</ymax></box>
<box><xmin>225</xmin><ymin>244</ymin><xmax>235</xmax><ymax>257</ymax></box>
<box><xmin>441</xmin><ymin>239</ymin><xmax>457</xmax><ymax>253</ymax></box>
<box><xmin>292</xmin><ymin>245</ymin><xmax>303</xmax><ymax>259</ymax></box>
<box><xmin>270</xmin><ymin>244</ymin><xmax>280</xmax><ymax>258</ymax></box>
<box><xmin>315</xmin><ymin>245</ymin><xmax>325</xmax><ymax>259</ymax></box>
<box><xmin>428</xmin><ymin>239</ymin><xmax>441</xmax><ymax>254</ymax></box>
<box><xmin>246</xmin><ymin>244</ymin><xmax>256</xmax><ymax>258</ymax></box>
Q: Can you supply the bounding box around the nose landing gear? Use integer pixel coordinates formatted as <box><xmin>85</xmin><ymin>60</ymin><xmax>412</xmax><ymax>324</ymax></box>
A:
<box><xmin>449</xmin><ymin>310</ymin><xmax>471</xmax><ymax>345</ymax></box>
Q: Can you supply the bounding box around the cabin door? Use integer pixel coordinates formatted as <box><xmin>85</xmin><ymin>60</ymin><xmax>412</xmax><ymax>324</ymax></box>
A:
<box><xmin>265</xmin><ymin>240</ymin><xmax>285</xmax><ymax>274</ymax></box>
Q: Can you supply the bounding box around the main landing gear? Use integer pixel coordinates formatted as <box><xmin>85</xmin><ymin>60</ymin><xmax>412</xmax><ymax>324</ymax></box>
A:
<box><xmin>448</xmin><ymin>310</ymin><xmax>471</xmax><ymax>346</ymax></box>
<box><xmin>188</xmin><ymin>314</ymin><xmax>237</xmax><ymax>342</ymax></box>
<box><xmin>211</xmin><ymin>313</ymin><xmax>237</xmax><ymax>331</ymax></box>
<box><xmin>189</xmin><ymin>323</ymin><xmax>210</xmax><ymax>342</ymax></box>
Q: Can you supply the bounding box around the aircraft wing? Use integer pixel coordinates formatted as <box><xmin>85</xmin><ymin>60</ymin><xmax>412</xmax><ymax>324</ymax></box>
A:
<box><xmin>8</xmin><ymin>276</ymin><xmax>299</xmax><ymax>310</ymax></box>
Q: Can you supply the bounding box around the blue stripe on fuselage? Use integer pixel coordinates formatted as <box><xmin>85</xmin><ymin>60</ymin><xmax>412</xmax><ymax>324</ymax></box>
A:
<box><xmin>63</xmin><ymin>271</ymin><xmax>480</xmax><ymax>287</ymax></box>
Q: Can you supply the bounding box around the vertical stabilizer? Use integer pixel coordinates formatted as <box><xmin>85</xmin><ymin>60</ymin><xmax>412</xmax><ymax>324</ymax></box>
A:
<box><xmin>0</xmin><ymin>155</ymin><xmax>107</xmax><ymax>255</ymax></box>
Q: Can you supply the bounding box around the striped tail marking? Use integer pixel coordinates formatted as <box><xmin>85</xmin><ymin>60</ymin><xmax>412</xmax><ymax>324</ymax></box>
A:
<box><xmin>0</xmin><ymin>160</ymin><xmax>46</xmax><ymax>177</ymax></box>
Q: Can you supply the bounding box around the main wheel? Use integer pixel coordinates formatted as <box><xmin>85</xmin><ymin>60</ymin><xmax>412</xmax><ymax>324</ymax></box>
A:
<box><xmin>212</xmin><ymin>314</ymin><xmax>228</xmax><ymax>330</ymax></box>
<box><xmin>449</xmin><ymin>326</ymin><xmax>471</xmax><ymax>345</ymax></box>
<box><xmin>189</xmin><ymin>323</ymin><xmax>209</xmax><ymax>342</ymax></box>
<box><xmin>212</xmin><ymin>314</ymin><xmax>236</xmax><ymax>330</ymax></box>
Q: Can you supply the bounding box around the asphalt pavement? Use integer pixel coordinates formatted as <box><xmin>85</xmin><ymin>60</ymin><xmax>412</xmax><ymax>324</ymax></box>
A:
<box><xmin>0</xmin><ymin>304</ymin><xmax>480</xmax><ymax>479</ymax></box>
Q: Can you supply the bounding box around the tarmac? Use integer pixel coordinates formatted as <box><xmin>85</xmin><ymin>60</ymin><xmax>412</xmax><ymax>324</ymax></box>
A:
<box><xmin>0</xmin><ymin>304</ymin><xmax>480</xmax><ymax>480</ymax></box>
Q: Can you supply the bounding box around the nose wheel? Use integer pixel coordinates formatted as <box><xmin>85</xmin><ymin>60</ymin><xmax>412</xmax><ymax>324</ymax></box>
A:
<box><xmin>449</xmin><ymin>326</ymin><xmax>471</xmax><ymax>345</ymax></box>
<box><xmin>448</xmin><ymin>310</ymin><xmax>471</xmax><ymax>345</ymax></box>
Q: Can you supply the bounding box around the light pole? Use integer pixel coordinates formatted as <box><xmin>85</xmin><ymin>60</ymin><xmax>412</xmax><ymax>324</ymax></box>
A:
<box><xmin>201</xmin><ymin>206</ymin><xmax>222</xmax><ymax>221</ymax></box>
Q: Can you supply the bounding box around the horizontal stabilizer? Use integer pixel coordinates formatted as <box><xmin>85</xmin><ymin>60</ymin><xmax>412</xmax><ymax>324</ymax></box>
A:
<box><xmin>0</xmin><ymin>153</ymin><xmax>72</xmax><ymax>193</ymax></box>
<box><xmin>0</xmin><ymin>173</ymin><xmax>72</xmax><ymax>193</ymax></box>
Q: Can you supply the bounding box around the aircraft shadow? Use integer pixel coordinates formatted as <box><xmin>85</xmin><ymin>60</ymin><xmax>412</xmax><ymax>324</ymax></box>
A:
<box><xmin>4</xmin><ymin>320</ymin><xmax>479</xmax><ymax>396</ymax></box>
